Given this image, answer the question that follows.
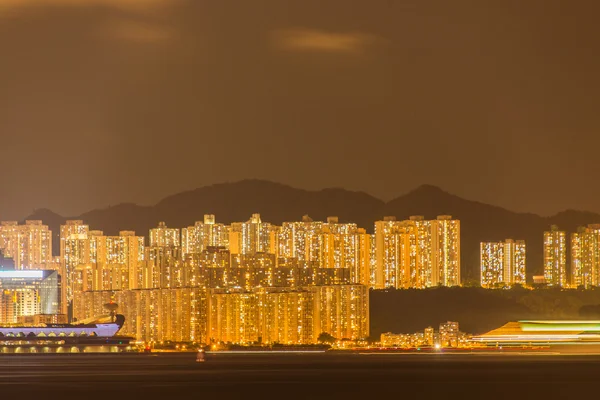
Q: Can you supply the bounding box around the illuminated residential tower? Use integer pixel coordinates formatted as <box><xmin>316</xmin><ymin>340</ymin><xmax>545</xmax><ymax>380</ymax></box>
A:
<box><xmin>0</xmin><ymin>221</ymin><xmax>53</xmax><ymax>270</ymax></box>
<box><xmin>544</xmin><ymin>225</ymin><xmax>567</xmax><ymax>287</ymax></box>
<box><xmin>571</xmin><ymin>224</ymin><xmax>600</xmax><ymax>288</ymax></box>
<box><xmin>182</xmin><ymin>215</ymin><xmax>231</xmax><ymax>257</ymax></box>
<box><xmin>374</xmin><ymin>215</ymin><xmax>461</xmax><ymax>289</ymax></box>
<box><xmin>229</xmin><ymin>214</ymin><xmax>277</xmax><ymax>255</ymax></box>
<box><xmin>149</xmin><ymin>222</ymin><xmax>180</xmax><ymax>248</ymax></box>
<box><xmin>480</xmin><ymin>239</ymin><xmax>526</xmax><ymax>287</ymax></box>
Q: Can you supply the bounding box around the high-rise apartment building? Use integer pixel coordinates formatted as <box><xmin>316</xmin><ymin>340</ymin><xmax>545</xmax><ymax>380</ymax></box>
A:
<box><xmin>149</xmin><ymin>222</ymin><xmax>180</xmax><ymax>248</ymax></box>
<box><xmin>61</xmin><ymin>220</ymin><xmax>90</xmax><ymax>303</ymax></box>
<box><xmin>278</xmin><ymin>215</ymin><xmax>323</xmax><ymax>268</ymax></box>
<box><xmin>319</xmin><ymin>217</ymin><xmax>371</xmax><ymax>285</ymax></box>
<box><xmin>229</xmin><ymin>214</ymin><xmax>277</xmax><ymax>255</ymax></box>
<box><xmin>571</xmin><ymin>224</ymin><xmax>600</xmax><ymax>288</ymax></box>
<box><xmin>144</xmin><ymin>246</ymin><xmax>183</xmax><ymax>289</ymax></box>
<box><xmin>70</xmin><ymin>230</ymin><xmax>145</xmax><ymax>296</ymax></box>
<box><xmin>19</xmin><ymin>221</ymin><xmax>53</xmax><ymax>270</ymax></box>
<box><xmin>480</xmin><ymin>242</ymin><xmax>503</xmax><ymax>288</ymax></box>
<box><xmin>0</xmin><ymin>221</ymin><xmax>53</xmax><ymax>270</ymax></box>
<box><xmin>0</xmin><ymin>222</ymin><xmax>20</xmax><ymax>262</ymax></box>
<box><xmin>544</xmin><ymin>225</ymin><xmax>567</xmax><ymax>287</ymax></box>
<box><xmin>374</xmin><ymin>215</ymin><xmax>460</xmax><ymax>289</ymax></box>
<box><xmin>433</xmin><ymin>216</ymin><xmax>461</xmax><ymax>287</ymax></box>
<box><xmin>356</xmin><ymin>228</ymin><xmax>372</xmax><ymax>286</ymax></box>
<box><xmin>406</xmin><ymin>216</ymin><xmax>434</xmax><ymax>288</ymax></box>
<box><xmin>374</xmin><ymin>217</ymin><xmax>407</xmax><ymax>289</ymax></box>
<box><xmin>182</xmin><ymin>215</ymin><xmax>230</xmax><ymax>256</ymax></box>
<box><xmin>60</xmin><ymin>220</ymin><xmax>89</xmax><ymax>266</ymax></box>
<box><xmin>146</xmin><ymin>222</ymin><xmax>183</xmax><ymax>289</ymax></box>
<box><xmin>93</xmin><ymin>231</ymin><xmax>145</xmax><ymax>291</ymax></box>
<box><xmin>480</xmin><ymin>239</ymin><xmax>526</xmax><ymax>287</ymax></box>
<box><xmin>69</xmin><ymin>230</ymin><xmax>105</xmax><ymax>296</ymax></box>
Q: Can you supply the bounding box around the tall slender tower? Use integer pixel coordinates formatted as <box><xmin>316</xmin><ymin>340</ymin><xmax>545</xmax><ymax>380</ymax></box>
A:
<box><xmin>60</xmin><ymin>220</ymin><xmax>89</xmax><ymax>303</ymax></box>
<box><xmin>374</xmin><ymin>217</ymin><xmax>404</xmax><ymax>289</ymax></box>
<box><xmin>544</xmin><ymin>225</ymin><xmax>567</xmax><ymax>287</ymax></box>
<box><xmin>433</xmin><ymin>216</ymin><xmax>461</xmax><ymax>287</ymax></box>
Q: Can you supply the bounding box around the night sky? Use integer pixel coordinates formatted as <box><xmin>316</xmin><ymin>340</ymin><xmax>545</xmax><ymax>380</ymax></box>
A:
<box><xmin>1</xmin><ymin>0</ymin><xmax>599</xmax><ymax>220</ymax></box>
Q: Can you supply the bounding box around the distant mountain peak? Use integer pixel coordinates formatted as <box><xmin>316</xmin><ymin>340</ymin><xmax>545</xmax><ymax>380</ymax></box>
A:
<box><xmin>214</xmin><ymin>179</ymin><xmax>298</xmax><ymax>191</ymax></box>
<box><xmin>24</xmin><ymin>208</ymin><xmax>64</xmax><ymax>220</ymax></box>
<box><xmin>407</xmin><ymin>184</ymin><xmax>452</xmax><ymax>197</ymax></box>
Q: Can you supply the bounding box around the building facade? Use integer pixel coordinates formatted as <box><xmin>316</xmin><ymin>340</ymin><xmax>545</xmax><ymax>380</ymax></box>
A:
<box><xmin>480</xmin><ymin>239</ymin><xmax>526</xmax><ymax>287</ymax></box>
<box><xmin>74</xmin><ymin>285</ymin><xmax>368</xmax><ymax>345</ymax></box>
<box><xmin>544</xmin><ymin>225</ymin><xmax>567</xmax><ymax>287</ymax></box>
<box><xmin>0</xmin><ymin>270</ymin><xmax>61</xmax><ymax>323</ymax></box>
<box><xmin>571</xmin><ymin>224</ymin><xmax>600</xmax><ymax>288</ymax></box>
<box><xmin>0</xmin><ymin>221</ymin><xmax>52</xmax><ymax>270</ymax></box>
<box><xmin>374</xmin><ymin>215</ymin><xmax>460</xmax><ymax>289</ymax></box>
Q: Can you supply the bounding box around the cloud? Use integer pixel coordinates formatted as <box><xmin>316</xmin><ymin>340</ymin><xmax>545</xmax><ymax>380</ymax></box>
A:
<box><xmin>0</xmin><ymin>0</ymin><xmax>175</xmax><ymax>44</ymax></box>
<box><xmin>272</xmin><ymin>28</ymin><xmax>378</xmax><ymax>54</ymax></box>
<box><xmin>103</xmin><ymin>18</ymin><xmax>173</xmax><ymax>43</ymax></box>
<box><xmin>0</xmin><ymin>0</ymin><xmax>169</xmax><ymax>13</ymax></box>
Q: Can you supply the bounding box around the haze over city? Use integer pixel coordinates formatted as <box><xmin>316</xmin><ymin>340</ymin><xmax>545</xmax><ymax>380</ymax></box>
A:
<box><xmin>2</xmin><ymin>0</ymin><xmax>600</xmax><ymax>220</ymax></box>
<box><xmin>3</xmin><ymin>1</ymin><xmax>600</xmax><ymax>397</ymax></box>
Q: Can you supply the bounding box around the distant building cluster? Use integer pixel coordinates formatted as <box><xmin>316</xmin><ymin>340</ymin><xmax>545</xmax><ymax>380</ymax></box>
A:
<box><xmin>4</xmin><ymin>212</ymin><xmax>600</xmax><ymax>344</ymax></box>
<box><xmin>66</xmin><ymin>215</ymin><xmax>372</xmax><ymax>344</ymax></box>
<box><xmin>380</xmin><ymin>321</ymin><xmax>469</xmax><ymax>348</ymax></box>
<box><xmin>0</xmin><ymin>213</ymin><xmax>461</xmax><ymax>343</ymax></box>
<box><xmin>0</xmin><ymin>216</ymin><xmax>378</xmax><ymax>344</ymax></box>
<box><xmin>478</xmin><ymin>223</ymin><xmax>600</xmax><ymax>289</ymax></box>
<box><xmin>540</xmin><ymin>224</ymin><xmax>600</xmax><ymax>288</ymax></box>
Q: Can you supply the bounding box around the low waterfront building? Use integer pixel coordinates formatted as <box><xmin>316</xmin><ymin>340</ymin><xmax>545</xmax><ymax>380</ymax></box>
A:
<box><xmin>439</xmin><ymin>321</ymin><xmax>460</xmax><ymax>347</ymax></box>
<box><xmin>0</xmin><ymin>270</ymin><xmax>61</xmax><ymax>324</ymax></box>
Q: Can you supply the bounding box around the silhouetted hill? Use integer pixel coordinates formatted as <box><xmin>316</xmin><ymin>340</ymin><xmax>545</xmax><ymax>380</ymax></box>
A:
<box><xmin>22</xmin><ymin>179</ymin><xmax>600</xmax><ymax>282</ymax></box>
<box><xmin>78</xmin><ymin>203</ymin><xmax>156</xmax><ymax>237</ymax></box>
<box><xmin>22</xmin><ymin>208</ymin><xmax>66</xmax><ymax>229</ymax></box>
<box><xmin>549</xmin><ymin>209</ymin><xmax>600</xmax><ymax>232</ymax></box>
<box><xmin>154</xmin><ymin>180</ymin><xmax>384</xmax><ymax>231</ymax></box>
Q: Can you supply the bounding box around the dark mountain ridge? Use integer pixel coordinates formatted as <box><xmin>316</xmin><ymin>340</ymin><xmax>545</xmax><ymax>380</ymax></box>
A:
<box><xmin>20</xmin><ymin>179</ymin><xmax>600</xmax><ymax>283</ymax></box>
